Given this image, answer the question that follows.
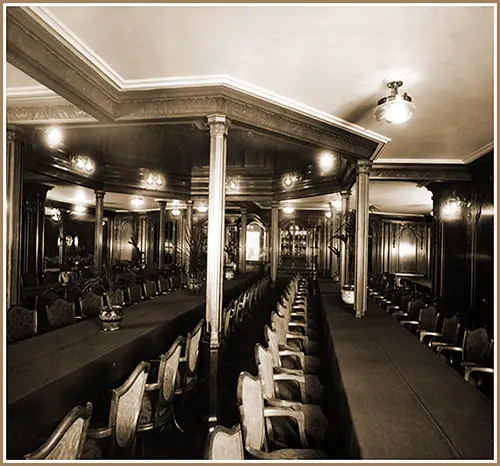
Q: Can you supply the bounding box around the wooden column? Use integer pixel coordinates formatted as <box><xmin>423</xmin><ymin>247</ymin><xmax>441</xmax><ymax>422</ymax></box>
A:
<box><xmin>270</xmin><ymin>201</ymin><xmax>280</xmax><ymax>284</ymax></box>
<box><xmin>354</xmin><ymin>161</ymin><xmax>371</xmax><ymax>318</ymax></box>
<box><xmin>107</xmin><ymin>218</ymin><xmax>115</xmax><ymax>263</ymax></box>
<box><xmin>322</xmin><ymin>218</ymin><xmax>328</xmax><ymax>276</ymax></box>
<box><xmin>58</xmin><ymin>222</ymin><xmax>65</xmax><ymax>267</ymax></box>
<box><xmin>94</xmin><ymin>190</ymin><xmax>105</xmax><ymax>277</ymax></box>
<box><xmin>184</xmin><ymin>200</ymin><xmax>193</xmax><ymax>270</ymax></box>
<box><xmin>6</xmin><ymin>129</ymin><xmax>24</xmax><ymax>307</ymax></box>
<box><xmin>330</xmin><ymin>208</ymin><xmax>339</xmax><ymax>278</ymax></box>
<box><xmin>340</xmin><ymin>190</ymin><xmax>351</xmax><ymax>288</ymax></box>
<box><xmin>325</xmin><ymin>215</ymin><xmax>332</xmax><ymax>275</ymax></box>
<box><xmin>239</xmin><ymin>208</ymin><xmax>247</xmax><ymax>273</ymax></box>
<box><xmin>158</xmin><ymin>201</ymin><xmax>166</xmax><ymax>269</ymax></box>
<box><xmin>206</xmin><ymin>114</ymin><xmax>230</xmax><ymax>424</ymax></box>
<box><xmin>427</xmin><ymin>185</ymin><xmax>445</xmax><ymax>298</ymax></box>
<box><xmin>176</xmin><ymin>213</ymin><xmax>184</xmax><ymax>266</ymax></box>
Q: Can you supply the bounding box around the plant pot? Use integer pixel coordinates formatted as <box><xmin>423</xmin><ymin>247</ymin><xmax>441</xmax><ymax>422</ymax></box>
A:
<box><xmin>188</xmin><ymin>277</ymin><xmax>203</xmax><ymax>294</ymax></box>
<box><xmin>341</xmin><ymin>286</ymin><xmax>355</xmax><ymax>305</ymax></box>
<box><xmin>99</xmin><ymin>305</ymin><xmax>124</xmax><ymax>332</ymax></box>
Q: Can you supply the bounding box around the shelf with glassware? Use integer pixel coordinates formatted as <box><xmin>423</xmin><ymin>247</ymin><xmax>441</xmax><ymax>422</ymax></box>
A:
<box><xmin>279</xmin><ymin>222</ymin><xmax>310</xmax><ymax>266</ymax></box>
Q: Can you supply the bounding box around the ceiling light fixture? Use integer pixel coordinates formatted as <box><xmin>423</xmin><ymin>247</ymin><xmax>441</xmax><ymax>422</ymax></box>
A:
<box><xmin>145</xmin><ymin>173</ymin><xmax>164</xmax><ymax>186</ymax></box>
<box><xmin>282</xmin><ymin>206</ymin><xmax>295</xmax><ymax>214</ymax></box>
<box><xmin>71</xmin><ymin>154</ymin><xmax>95</xmax><ymax>174</ymax></box>
<box><xmin>319</xmin><ymin>152</ymin><xmax>335</xmax><ymax>172</ymax></box>
<box><xmin>331</xmin><ymin>199</ymin><xmax>342</xmax><ymax>211</ymax></box>
<box><xmin>74</xmin><ymin>205</ymin><xmax>87</xmax><ymax>214</ymax></box>
<box><xmin>131</xmin><ymin>197</ymin><xmax>145</xmax><ymax>207</ymax></box>
<box><xmin>226</xmin><ymin>179</ymin><xmax>238</xmax><ymax>192</ymax></box>
<box><xmin>196</xmin><ymin>204</ymin><xmax>208</xmax><ymax>213</ymax></box>
<box><xmin>45</xmin><ymin>127</ymin><xmax>63</xmax><ymax>147</ymax></box>
<box><xmin>325</xmin><ymin>210</ymin><xmax>332</xmax><ymax>219</ymax></box>
<box><xmin>374</xmin><ymin>81</ymin><xmax>415</xmax><ymax>124</ymax></box>
<box><xmin>171</xmin><ymin>208</ymin><xmax>181</xmax><ymax>217</ymax></box>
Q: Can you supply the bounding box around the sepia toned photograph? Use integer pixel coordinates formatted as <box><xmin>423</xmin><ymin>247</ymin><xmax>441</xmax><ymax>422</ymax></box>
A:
<box><xmin>3</xmin><ymin>2</ymin><xmax>496</xmax><ymax>461</ymax></box>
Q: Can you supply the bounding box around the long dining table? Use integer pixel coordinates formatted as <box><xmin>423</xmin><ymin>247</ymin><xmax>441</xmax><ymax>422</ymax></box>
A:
<box><xmin>7</xmin><ymin>275</ymin><xmax>253</xmax><ymax>459</ymax></box>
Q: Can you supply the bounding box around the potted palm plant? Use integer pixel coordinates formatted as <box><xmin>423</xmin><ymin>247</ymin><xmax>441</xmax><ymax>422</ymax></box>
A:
<box><xmin>183</xmin><ymin>224</ymin><xmax>207</xmax><ymax>294</ymax></box>
<box><xmin>330</xmin><ymin>209</ymin><xmax>356</xmax><ymax>305</ymax></box>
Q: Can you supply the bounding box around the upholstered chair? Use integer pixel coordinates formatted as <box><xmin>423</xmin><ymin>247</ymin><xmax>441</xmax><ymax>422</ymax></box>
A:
<box><xmin>237</xmin><ymin>372</ymin><xmax>326</xmax><ymax>459</ymax></box>
<box><xmin>24</xmin><ymin>403</ymin><xmax>93</xmax><ymax>460</ymax></box>
<box><xmin>7</xmin><ymin>305</ymin><xmax>38</xmax><ymax>344</ymax></box>
<box><xmin>175</xmin><ymin>319</ymin><xmax>204</xmax><ymax>395</ymax></box>
<box><xmin>401</xmin><ymin>305</ymin><xmax>438</xmax><ymax>335</ymax></box>
<box><xmin>84</xmin><ymin>361</ymin><xmax>150</xmax><ymax>459</ymax></box>
<box><xmin>271</xmin><ymin>311</ymin><xmax>319</xmax><ymax>356</ymax></box>
<box><xmin>80</xmin><ymin>291</ymin><xmax>103</xmax><ymax>318</ymax></box>
<box><xmin>143</xmin><ymin>280</ymin><xmax>157</xmax><ymax>299</ymax></box>
<box><xmin>424</xmin><ymin>315</ymin><xmax>461</xmax><ymax>350</ymax></box>
<box><xmin>204</xmin><ymin>424</ymin><xmax>244</xmax><ymax>460</ymax></box>
<box><xmin>255</xmin><ymin>344</ymin><xmax>327</xmax><ymax>449</ymax></box>
<box><xmin>128</xmin><ymin>282</ymin><xmax>144</xmax><ymax>303</ymax></box>
<box><xmin>46</xmin><ymin>297</ymin><xmax>76</xmax><ymax>329</ymax></box>
<box><xmin>265</xmin><ymin>325</ymin><xmax>321</xmax><ymax>375</ymax></box>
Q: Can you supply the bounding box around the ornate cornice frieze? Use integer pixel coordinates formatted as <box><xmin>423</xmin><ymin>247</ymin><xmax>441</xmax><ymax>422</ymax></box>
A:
<box><xmin>369</xmin><ymin>164</ymin><xmax>471</xmax><ymax>182</ymax></box>
<box><xmin>7</xmin><ymin>103</ymin><xmax>95</xmax><ymax>124</ymax></box>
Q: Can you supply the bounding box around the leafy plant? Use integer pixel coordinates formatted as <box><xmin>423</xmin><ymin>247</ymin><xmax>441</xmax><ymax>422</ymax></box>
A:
<box><xmin>329</xmin><ymin>209</ymin><xmax>356</xmax><ymax>284</ymax></box>
<box><xmin>181</xmin><ymin>223</ymin><xmax>207</xmax><ymax>279</ymax></box>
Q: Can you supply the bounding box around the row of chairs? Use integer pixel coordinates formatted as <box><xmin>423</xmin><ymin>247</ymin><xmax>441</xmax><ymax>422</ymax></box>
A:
<box><xmin>7</xmin><ymin>274</ymin><xmax>187</xmax><ymax>344</ymax></box>
<box><xmin>368</xmin><ymin>275</ymin><xmax>494</xmax><ymax>399</ymax></box>
<box><xmin>206</xmin><ymin>274</ymin><xmax>330</xmax><ymax>460</ymax></box>
<box><xmin>21</xmin><ymin>275</ymin><xmax>269</xmax><ymax>460</ymax></box>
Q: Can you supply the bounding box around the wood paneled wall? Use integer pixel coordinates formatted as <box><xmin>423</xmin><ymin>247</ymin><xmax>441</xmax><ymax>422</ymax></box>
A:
<box><xmin>370</xmin><ymin>216</ymin><xmax>431</xmax><ymax>277</ymax></box>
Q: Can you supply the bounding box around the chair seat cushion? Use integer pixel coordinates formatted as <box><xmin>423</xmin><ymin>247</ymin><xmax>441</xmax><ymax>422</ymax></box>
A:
<box><xmin>288</xmin><ymin>339</ymin><xmax>320</xmax><ymax>356</ymax></box>
<box><xmin>276</xmin><ymin>374</ymin><xmax>323</xmax><ymax>404</ymax></box>
<box><xmin>270</xmin><ymin>404</ymin><xmax>328</xmax><ymax>449</ymax></box>
<box><xmin>281</xmin><ymin>354</ymin><xmax>321</xmax><ymax>375</ymax></box>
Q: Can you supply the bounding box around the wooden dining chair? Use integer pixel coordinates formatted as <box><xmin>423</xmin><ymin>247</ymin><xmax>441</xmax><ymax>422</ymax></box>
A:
<box><xmin>85</xmin><ymin>361</ymin><xmax>150</xmax><ymax>459</ymax></box>
<box><xmin>175</xmin><ymin>319</ymin><xmax>205</xmax><ymax>395</ymax></box>
<box><xmin>24</xmin><ymin>403</ymin><xmax>92</xmax><ymax>460</ymax></box>
<box><xmin>237</xmin><ymin>371</ymin><xmax>327</xmax><ymax>460</ymax></box>
<box><xmin>204</xmin><ymin>424</ymin><xmax>244</xmax><ymax>460</ymax></box>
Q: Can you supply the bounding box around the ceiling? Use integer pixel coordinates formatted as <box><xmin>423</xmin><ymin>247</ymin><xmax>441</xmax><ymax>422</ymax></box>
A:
<box><xmin>6</xmin><ymin>4</ymin><xmax>494</xmax><ymax>217</ymax></box>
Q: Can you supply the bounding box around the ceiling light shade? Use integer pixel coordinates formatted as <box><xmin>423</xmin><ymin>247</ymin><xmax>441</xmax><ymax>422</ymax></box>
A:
<box><xmin>46</xmin><ymin>127</ymin><xmax>63</xmax><ymax>147</ymax></box>
<box><xmin>131</xmin><ymin>197</ymin><xmax>145</xmax><ymax>207</ymax></box>
<box><xmin>284</xmin><ymin>176</ymin><xmax>293</xmax><ymax>187</ymax></box>
<box><xmin>319</xmin><ymin>152</ymin><xmax>335</xmax><ymax>172</ymax></box>
<box><xmin>282</xmin><ymin>206</ymin><xmax>295</xmax><ymax>214</ymax></box>
<box><xmin>331</xmin><ymin>199</ymin><xmax>342</xmax><ymax>210</ymax></box>
<box><xmin>196</xmin><ymin>204</ymin><xmax>208</xmax><ymax>213</ymax></box>
<box><xmin>146</xmin><ymin>174</ymin><xmax>155</xmax><ymax>185</ymax></box>
<box><xmin>71</xmin><ymin>154</ymin><xmax>95</xmax><ymax>174</ymax></box>
<box><xmin>226</xmin><ymin>179</ymin><xmax>238</xmax><ymax>191</ymax></box>
<box><xmin>171</xmin><ymin>208</ymin><xmax>181</xmax><ymax>216</ymax></box>
<box><xmin>74</xmin><ymin>205</ymin><xmax>86</xmax><ymax>213</ymax></box>
<box><xmin>374</xmin><ymin>81</ymin><xmax>415</xmax><ymax>124</ymax></box>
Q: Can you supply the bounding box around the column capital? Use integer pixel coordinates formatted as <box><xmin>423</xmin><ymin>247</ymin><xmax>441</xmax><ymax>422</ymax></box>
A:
<box><xmin>158</xmin><ymin>200</ymin><xmax>167</xmax><ymax>209</ymax></box>
<box><xmin>186</xmin><ymin>200</ymin><xmax>194</xmax><ymax>206</ymax></box>
<box><xmin>94</xmin><ymin>189</ymin><xmax>105</xmax><ymax>200</ymax></box>
<box><xmin>240</xmin><ymin>207</ymin><xmax>247</xmax><ymax>214</ymax></box>
<box><xmin>207</xmin><ymin>114</ymin><xmax>230</xmax><ymax>136</ymax></box>
<box><xmin>356</xmin><ymin>159</ymin><xmax>372</xmax><ymax>175</ymax></box>
<box><xmin>271</xmin><ymin>200</ymin><xmax>280</xmax><ymax>208</ymax></box>
<box><xmin>7</xmin><ymin>125</ymin><xmax>28</xmax><ymax>142</ymax></box>
<box><xmin>340</xmin><ymin>189</ymin><xmax>352</xmax><ymax>199</ymax></box>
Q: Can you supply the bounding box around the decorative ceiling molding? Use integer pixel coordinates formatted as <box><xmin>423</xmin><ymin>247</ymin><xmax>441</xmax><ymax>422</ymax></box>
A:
<box><xmin>374</xmin><ymin>158</ymin><xmax>465</xmax><ymax>165</ymax></box>
<box><xmin>462</xmin><ymin>141</ymin><xmax>494</xmax><ymax>164</ymax></box>
<box><xmin>6</xmin><ymin>7</ymin><xmax>119</xmax><ymax>121</ymax></box>
<box><xmin>6</xmin><ymin>6</ymin><xmax>388</xmax><ymax>162</ymax></box>
<box><xmin>369</xmin><ymin>164</ymin><xmax>472</xmax><ymax>182</ymax></box>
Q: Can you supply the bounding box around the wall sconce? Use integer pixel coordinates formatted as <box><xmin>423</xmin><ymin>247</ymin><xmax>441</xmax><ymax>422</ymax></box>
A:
<box><xmin>47</xmin><ymin>207</ymin><xmax>61</xmax><ymax>221</ymax></box>
<box><xmin>325</xmin><ymin>210</ymin><xmax>332</xmax><ymax>219</ymax></box>
<box><xmin>74</xmin><ymin>236</ymin><xmax>79</xmax><ymax>248</ymax></box>
<box><xmin>226</xmin><ymin>179</ymin><xmax>238</xmax><ymax>192</ymax></box>
<box><xmin>282</xmin><ymin>206</ymin><xmax>295</xmax><ymax>214</ymax></box>
<box><xmin>71</xmin><ymin>154</ymin><xmax>95</xmax><ymax>174</ymax></box>
<box><xmin>145</xmin><ymin>173</ymin><xmax>164</xmax><ymax>187</ymax></box>
<box><xmin>45</xmin><ymin>127</ymin><xmax>63</xmax><ymax>147</ymax></box>
<box><xmin>196</xmin><ymin>204</ymin><xmax>208</xmax><ymax>213</ymax></box>
<box><xmin>442</xmin><ymin>198</ymin><xmax>462</xmax><ymax>218</ymax></box>
<box><xmin>171</xmin><ymin>208</ymin><xmax>181</xmax><ymax>217</ymax></box>
<box><xmin>283</xmin><ymin>173</ymin><xmax>301</xmax><ymax>188</ymax></box>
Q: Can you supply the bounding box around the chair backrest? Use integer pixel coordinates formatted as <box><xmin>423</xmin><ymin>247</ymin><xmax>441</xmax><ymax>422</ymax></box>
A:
<box><xmin>441</xmin><ymin>315</ymin><xmax>460</xmax><ymax>344</ymax></box>
<box><xmin>186</xmin><ymin>319</ymin><xmax>204</xmax><ymax>375</ymax></box>
<box><xmin>255</xmin><ymin>344</ymin><xmax>276</xmax><ymax>400</ymax></box>
<box><xmin>80</xmin><ymin>291</ymin><xmax>103</xmax><ymax>318</ymax></box>
<box><xmin>128</xmin><ymin>282</ymin><xmax>143</xmax><ymax>303</ymax></box>
<box><xmin>270</xmin><ymin>312</ymin><xmax>287</xmax><ymax>347</ymax></box>
<box><xmin>205</xmin><ymin>424</ymin><xmax>244</xmax><ymax>460</ymax></box>
<box><xmin>407</xmin><ymin>297</ymin><xmax>425</xmax><ymax>320</ymax></box>
<box><xmin>24</xmin><ymin>403</ymin><xmax>92</xmax><ymax>460</ymax></box>
<box><xmin>418</xmin><ymin>306</ymin><xmax>438</xmax><ymax>332</ymax></box>
<box><xmin>463</xmin><ymin>328</ymin><xmax>491</xmax><ymax>366</ymax></box>
<box><xmin>144</xmin><ymin>280</ymin><xmax>157</xmax><ymax>298</ymax></box>
<box><xmin>264</xmin><ymin>325</ymin><xmax>282</xmax><ymax>368</ymax></box>
<box><xmin>223</xmin><ymin>302</ymin><xmax>235</xmax><ymax>340</ymax></box>
<box><xmin>109</xmin><ymin>361</ymin><xmax>150</xmax><ymax>456</ymax></box>
<box><xmin>7</xmin><ymin>305</ymin><xmax>38</xmax><ymax>344</ymax></box>
<box><xmin>155</xmin><ymin>336</ymin><xmax>183</xmax><ymax>427</ymax></box>
<box><xmin>237</xmin><ymin>371</ymin><xmax>267</xmax><ymax>454</ymax></box>
<box><xmin>47</xmin><ymin>297</ymin><xmax>76</xmax><ymax>329</ymax></box>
